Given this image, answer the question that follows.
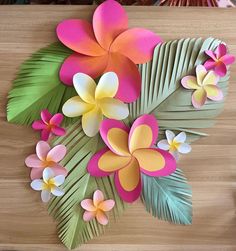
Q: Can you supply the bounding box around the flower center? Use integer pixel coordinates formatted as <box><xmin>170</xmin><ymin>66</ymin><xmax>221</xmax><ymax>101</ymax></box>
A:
<box><xmin>43</xmin><ymin>178</ymin><xmax>55</xmax><ymax>190</ymax></box>
<box><xmin>42</xmin><ymin>160</ymin><xmax>55</xmax><ymax>168</ymax></box>
<box><xmin>169</xmin><ymin>141</ymin><xmax>180</xmax><ymax>151</ymax></box>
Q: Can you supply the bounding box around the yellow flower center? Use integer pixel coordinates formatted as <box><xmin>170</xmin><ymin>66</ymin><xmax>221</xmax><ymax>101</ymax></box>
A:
<box><xmin>169</xmin><ymin>140</ymin><xmax>180</xmax><ymax>151</ymax></box>
<box><xmin>43</xmin><ymin>178</ymin><xmax>55</xmax><ymax>190</ymax></box>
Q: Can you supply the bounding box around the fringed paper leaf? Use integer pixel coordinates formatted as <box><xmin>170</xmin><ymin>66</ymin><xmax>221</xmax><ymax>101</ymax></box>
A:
<box><xmin>129</xmin><ymin>37</ymin><xmax>229</xmax><ymax>139</ymax></box>
<box><xmin>7</xmin><ymin>42</ymin><xmax>76</xmax><ymax>126</ymax></box>
<box><xmin>141</xmin><ymin>169</ymin><xmax>192</xmax><ymax>225</ymax></box>
<box><xmin>48</xmin><ymin>120</ymin><xmax>127</xmax><ymax>249</ymax></box>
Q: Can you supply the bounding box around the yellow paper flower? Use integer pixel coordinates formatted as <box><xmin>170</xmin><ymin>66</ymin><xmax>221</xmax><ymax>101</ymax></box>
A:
<box><xmin>62</xmin><ymin>72</ymin><xmax>129</xmax><ymax>137</ymax></box>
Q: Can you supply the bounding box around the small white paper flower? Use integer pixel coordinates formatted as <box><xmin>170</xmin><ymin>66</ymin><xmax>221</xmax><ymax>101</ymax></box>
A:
<box><xmin>30</xmin><ymin>168</ymin><xmax>65</xmax><ymax>203</ymax></box>
<box><xmin>157</xmin><ymin>130</ymin><xmax>191</xmax><ymax>160</ymax></box>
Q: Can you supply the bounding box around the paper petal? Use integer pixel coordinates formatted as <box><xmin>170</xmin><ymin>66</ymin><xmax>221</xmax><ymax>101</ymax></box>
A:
<box><xmin>83</xmin><ymin>211</ymin><xmax>96</xmax><ymax>222</ymax></box>
<box><xmin>51</xmin><ymin>126</ymin><xmax>66</xmax><ymax>136</ymax></box>
<box><xmin>157</xmin><ymin>139</ymin><xmax>170</xmax><ymax>151</ymax></box>
<box><xmin>214</xmin><ymin>62</ymin><xmax>227</xmax><ymax>77</ymax></box>
<box><xmin>129</xmin><ymin>114</ymin><xmax>158</xmax><ymax>153</ymax></box>
<box><xmin>81</xmin><ymin>199</ymin><xmax>96</xmax><ymax>211</ymax></box>
<box><xmin>204</xmin><ymin>85</ymin><xmax>223</xmax><ymax>101</ymax></box>
<box><xmin>111</xmin><ymin>28</ymin><xmax>162</xmax><ymax>64</ymax></box>
<box><xmin>41</xmin><ymin>190</ymin><xmax>51</xmax><ymax>203</ymax></box>
<box><xmin>99</xmin><ymin>200</ymin><xmax>115</xmax><ymax>212</ymax></box>
<box><xmin>95</xmin><ymin>72</ymin><xmax>119</xmax><ymax>100</ymax></box>
<box><xmin>165</xmin><ymin>130</ymin><xmax>175</xmax><ymax>144</ymax></box>
<box><xmin>174</xmin><ymin>132</ymin><xmax>186</xmax><ymax>143</ymax></box>
<box><xmin>196</xmin><ymin>65</ymin><xmax>207</xmax><ymax>85</ymax></box>
<box><xmin>36</xmin><ymin>141</ymin><xmax>50</xmax><ymax>161</ymax></box>
<box><xmin>50</xmin><ymin>165</ymin><xmax>68</xmax><ymax>177</ymax></box>
<box><xmin>221</xmin><ymin>54</ymin><xmax>235</xmax><ymax>65</ymax></box>
<box><xmin>41</xmin><ymin>110</ymin><xmax>52</xmax><ymax>124</ymax></box>
<box><xmin>87</xmin><ymin>148</ymin><xmax>131</xmax><ymax>176</ymax></box>
<box><xmin>133</xmin><ymin>148</ymin><xmax>176</xmax><ymax>176</ymax></box>
<box><xmin>82</xmin><ymin>107</ymin><xmax>103</xmax><ymax>137</ymax></box>
<box><xmin>100</xmin><ymin>119</ymin><xmax>130</xmax><ymax>156</ymax></box>
<box><xmin>105</xmin><ymin>53</ymin><xmax>141</xmax><ymax>103</ymax></box>
<box><xmin>30</xmin><ymin>168</ymin><xmax>44</xmax><ymax>180</ymax></box>
<box><xmin>93</xmin><ymin>0</ymin><xmax>128</xmax><ymax>50</ymax></box>
<box><xmin>62</xmin><ymin>96</ymin><xmax>94</xmax><ymax>118</ymax></box>
<box><xmin>32</xmin><ymin>120</ymin><xmax>47</xmax><ymax>130</ymax></box>
<box><xmin>53</xmin><ymin>175</ymin><xmax>65</xmax><ymax>186</ymax></box>
<box><xmin>59</xmin><ymin>53</ymin><xmax>108</xmax><ymax>86</ymax></box>
<box><xmin>215</xmin><ymin>44</ymin><xmax>227</xmax><ymax>58</ymax></box>
<box><xmin>93</xmin><ymin>190</ymin><xmax>104</xmax><ymax>207</ymax></box>
<box><xmin>115</xmin><ymin>158</ymin><xmax>141</xmax><ymax>203</ymax></box>
<box><xmin>96</xmin><ymin>210</ymin><xmax>108</xmax><ymax>225</ymax></box>
<box><xmin>56</xmin><ymin>19</ymin><xmax>106</xmax><ymax>56</ymax></box>
<box><xmin>205</xmin><ymin>50</ymin><xmax>217</xmax><ymax>61</ymax></box>
<box><xmin>41</xmin><ymin>129</ymin><xmax>50</xmax><ymax>141</ymax></box>
<box><xmin>31</xmin><ymin>179</ymin><xmax>44</xmax><ymax>191</ymax></box>
<box><xmin>178</xmin><ymin>143</ymin><xmax>192</xmax><ymax>154</ymax></box>
<box><xmin>50</xmin><ymin>114</ymin><xmax>63</xmax><ymax>126</ymax></box>
<box><xmin>99</xmin><ymin>97</ymin><xmax>129</xmax><ymax>120</ymax></box>
<box><xmin>192</xmin><ymin>89</ymin><xmax>207</xmax><ymax>108</ymax></box>
<box><xmin>204</xmin><ymin>59</ymin><xmax>217</xmax><ymax>71</ymax></box>
<box><xmin>202</xmin><ymin>71</ymin><xmax>219</xmax><ymax>86</ymax></box>
<box><xmin>51</xmin><ymin>186</ymin><xmax>64</xmax><ymax>197</ymax></box>
<box><xmin>181</xmin><ymin>76</ymin><xmax>199</xmax><ymax>90</ymax></box>
<box><xmin>25</xmin><ymin>154</ymin><xmax>43</xmax><ymax>168</ymax></box>
<box><xmin>47</xmin><ymin>145</ymin><xmax>66</xmax><ymax>163</ymax></box>
<box><xmin>43</xmin><ymin>168</ymin><xmax>55</xmax><ymax>182</ymax></box>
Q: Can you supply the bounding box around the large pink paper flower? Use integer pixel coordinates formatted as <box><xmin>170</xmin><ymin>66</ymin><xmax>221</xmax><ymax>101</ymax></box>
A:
<box><xmin>204</xmin><ymin>43</ymin><xmax>235</xmax><ymax>77</ymax></box>
<box><xmin>32</xmin><ymin>109</ymin><xmax>66</xmax><ymax>141</ymax></box>
<box><xmin>56</xmin><ymin>0</ymin><xmax>162</xmax><ymax>103</ymax></box>
<box><xmin>25</xmin><ymin>141</ymin><xmax>68</xmax><ymax>180</ymax></box>
<box><xmin>87</xmin><ymin>114</ymin><xmax>176</xmax><ymax>203</ymax></box>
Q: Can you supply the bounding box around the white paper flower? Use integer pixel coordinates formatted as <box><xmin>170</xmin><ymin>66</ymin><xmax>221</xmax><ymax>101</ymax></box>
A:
<box><xmin>157</xmin><ymin>130</ymin><xmax>191</xmax><ymax>160</ymax></box>
<box><xmin>30</xmin><ymin>168</ymin><xmax>65</xmax><ymax>203</ymax></box>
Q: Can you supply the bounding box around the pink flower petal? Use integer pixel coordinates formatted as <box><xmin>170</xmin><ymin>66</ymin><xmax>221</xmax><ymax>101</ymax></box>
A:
<box><xmin>205</xmin><ymin>50</ymin><xmax>217</xmax><ymax>61</ymax></box>
<box><xmin>98</xmin><ymin>199</ymin><xmax>115</xmax><ymax>212</ymax></box>
<box><xmin>41</xmin><ymin>129</ymin><xmax>51</xmax><ymax>141</ymax></box>
<box><xmin>50</xmin><ymin>164</ymin><xmax>68</xmax><ymax>177</ymax></box>
<box><xmin>96</xmin><ymin>210</ymin><xmax>108</xmax><ymax>225</ymax></box>
<box><xmin>81</xmin><ymin>199</ymin><xmax>96</xmax><ymax>211</ymax></box>
<box><xmin>215</xmin><ymin>44</ymin><xmax>227</xmax><ymax>59</ymax></box>
<box><xmin>46</xmin><ymin>145</ymin><xmax>67</xmax><ymax>163</ymax></box>
<box><xmin>36</xmin><ymin>141</ymin><xmax>50</xmax><ymax>161</ymax></box>
<box><xmin>30</xmin><ymin>168</ymin><xmax>44</xmax><ymax>180</ymax></box>
<box><xmin>41</xmin><ymin>109</ymin><xmax>52</xmax><ymax>124</ymax></box>
<box><xmin>59</xmin><ymin>53</ymin><xmax>108</xmax><ymax>86</ymax></box>
<box><xmin>204</xmin><ymin>59</ymin><xmax>217</xmax><ymax>71</ymax></box>
<box><xmin>214</xmin><ymin>61</ymin><xmax>227</xmax><ymax>77</ymax></box>
<box><xmin>93</xmin><ymin>0</ymin><xmax>128</xmax><ymax>50</ymax></box>
<box><xmin>56</xmin><ymin>19</ymin><xmax>106</xmax><ymax>56</ymax></box>
<box><xmin>83</xmin><ymin>210</ymin><xmax>96</xmax><ymax>222</ymax></box>
<box><xmin>204</xmin><ymin>85</ymin><xmax>224</xmax><ymax>101</ymax></box>
<box><xmin>25</xmin><ymin>154</ymin><xmax>43</xmax><ymax>168</ymax></box>
<box><xmin>93</xmin><ymin>190</ymin><xmax>104</xmax><ymax>207</ymax></box>
<box><xmin>50</xmin><ymin>113</ymin><xmax>63</xmax><ymax>126</ymax></box>
<box><xmin>105</xmin><ymin>53</ymin><xmax>141</xmax><ymax>103</ymax></box>
<box><xmin>51</xmin><ymin>126</ymin><xmax>66</xmax><ymax>137</ymax></box>
<box><xmin>32</xmin><ymin>120</ymin><xmax>46</xmax><ymax>130</ymax></box>
<box><xmin>111</xmin><ymin>28</ymin><xmax>162</xmax><ymax>64</ymax></box>
<box><xmin>220</xmin><ymin>54</ymin><xmax>235</xmax><ymax>65</ymax></box>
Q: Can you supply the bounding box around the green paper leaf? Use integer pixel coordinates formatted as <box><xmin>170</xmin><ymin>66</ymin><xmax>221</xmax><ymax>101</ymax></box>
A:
<box><xmin>7</xmin><ymin>42</ymin><xmax>77</xmax><ymax>126</ymax></box>
<box><xmin>48</xmin><ymin>120</ymin><xmax>127</xmax><ymax>250</ymax></box>
<box><xmin>129</xmin><ymin>37</ymin><xmax>230</xmax><ymax>141</ymax></box>
<box><xmin>141</xmin><ymin>169</ymin><xmax>192</xmax><ymax>225</ymax></box>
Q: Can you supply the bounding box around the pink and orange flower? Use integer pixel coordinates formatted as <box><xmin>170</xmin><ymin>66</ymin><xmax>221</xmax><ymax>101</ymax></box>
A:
<box><xmin>56</xmin><ymin>0</ymin><xmax>162</xmax><ymax>103</ymax></box>
<box><xmin>87</xmin><ymin>114</ymin><xmax>176</xmax><ymax>203</ymax></box>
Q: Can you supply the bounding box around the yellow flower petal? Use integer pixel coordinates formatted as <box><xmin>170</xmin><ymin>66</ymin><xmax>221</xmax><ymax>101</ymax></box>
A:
<box><xmin>204</xmin><ymin>85</ymin><xmax>223</xmax><ymax>101</ymax></box>
<box><xmin>95</xmin><ymin>72</ymin><xmax>119</xmax><ymax>99</ymax></box>
<box><xmin>62</xmin><ymin>96</ymin><xmax>94</xmax><ymax>117</ymax></box>
<box><xmin>82</xmin><ymin>107</ymin><xmax>103</xmax><ymax>137</ymax></box>
<box><xmin>73</xmin><ymin>73</ymin><xmax>96</xmax><ymax>104</ymax></box>
<box><xmin>202</xmin><ymin>71</ymin><xmax>219</xmax><ymax>86</ymax></box>
<box><xmin>99</xmin><ymin>97</ymin><xmax>129</xmax><ymax>120</ymax></box>
<box><xmin>192</xmin><ymin>88</ymin><xmax>207</xmax><ymax>108</ymax></box>
<box><xmin>196</xmin><ymin>65</ymin><xmax>207</xmax><ymax>86</ymax></box>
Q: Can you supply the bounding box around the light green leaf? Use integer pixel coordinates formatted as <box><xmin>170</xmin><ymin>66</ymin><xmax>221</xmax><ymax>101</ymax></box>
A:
<box><xmin>48</xmin><ymin>120</ymin><xmax>127</xmax><ymax>250</ymax></box>
<box><xmin>129</xmin><ymin>37</ymin><xmax>229</xmax><ymax>141</ymax></box>
<box><xmin>141</xmin><ymin>169</ymin><xmax>192</xmax><ymax>225</ymax></box>
<box><xmin>7</xmin><ymin>42</ymin><xmax>77</xmax><ymax>126</ymax></box>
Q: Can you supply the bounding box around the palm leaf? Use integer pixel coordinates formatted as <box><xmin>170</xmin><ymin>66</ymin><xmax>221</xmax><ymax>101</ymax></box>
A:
<box><xmin>141</xmin><ymin>169</ymin><xmax>192</xmax><ymax>225</ymax></box>
<box><xmin>7</xmin><ymin>42</ymin><xmax>77</xmax><ymax>126</ymax></box>
<box><xmin>48</xmin><ymin>120</ymin><xmax>127</xmax><ymax>250</ymax></box>
<box><xmin>129</xmin><ymin>37</ymin><xmax>229</xmax><ymax>140</ymax></box>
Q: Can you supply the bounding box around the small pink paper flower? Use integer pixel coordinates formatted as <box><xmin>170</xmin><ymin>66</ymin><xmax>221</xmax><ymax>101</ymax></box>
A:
<box><xmin>81</xmin><ymin>190</ymin><xmax>115</xmax><ymax>225</ymax></box>
<box><xmin>25</xmin><ymin>141</ymin><xmax>68</xmax><ymax>180</ymax></box>
<box><xmin>32</xmin><ymin>109</ymin><xmax>66</xmax><ymax>141</ymax></box>
<box><xmin>87</xmin><ymin>114</ymin><xmax>176</xmax><ymax>203</ymax></box>
<box><xmin>204</xmin><ymin>43</ymin><xmax>235</xmax><ymax>77</ymax></box>
<box><xmin>56</xmin><ymin>0</ymin><xmax>162</xmax><ymax>103</ymax></box>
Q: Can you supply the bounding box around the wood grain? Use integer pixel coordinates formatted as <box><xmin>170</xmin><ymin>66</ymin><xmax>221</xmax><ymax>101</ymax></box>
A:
<box><xmin>0</xmin><ymin>6</ymin><xmax>236</xmax><ymax>251</ymax></box>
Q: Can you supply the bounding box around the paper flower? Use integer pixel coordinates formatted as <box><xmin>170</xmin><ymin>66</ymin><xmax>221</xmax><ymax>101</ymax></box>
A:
<box><xmin>31</xmin><ymin>168</ymin><xmax>65</xmax><ymax>203</ymax></box>
<box><xmin>25</xmin><ymin>141</ymin><xmax>68</xmax><ymax>180</ymax></box>
<box><xmin>181</xmin><ymin>65</ymin><xmax>223</xmax><ymax>108</ymax></box>
<box><xmin>158</xmin><ymin>130</ymin><xmax>191</xmax><ymax>160</ymax></box>
<box><xmin>204</xmin><ymin>43</ymin><xmax>235</xmax><ymax>77</ymax></box>
<box><xmin>62</xmin><ymin>72</ymin><xmax>129</xmax><ymax>137</ymax></box>
<box><xmin>81</xmin><ymin>190</ymin><xmax>115</xmax><ymax>225</ymax></box>
<box><xmin>56</xmin><ymin>0</ymin><xmax>162</xmax><ymax>103</ymax></box>
<box><xmin>32</xmin><ymin>109</ymin><xmax>66</xmax><ymax>141</ymax></box>
<box><xmin>87</xmin><ymin>114</ymin><xmax>176</xmax><ymax>202</ymax></box>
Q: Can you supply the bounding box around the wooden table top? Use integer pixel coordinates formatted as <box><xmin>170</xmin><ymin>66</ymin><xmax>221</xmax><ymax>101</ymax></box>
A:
<box><xmin>0</xmin><ymin>5</ymin><xmax>236</xmax><ymax>251</ymax></box>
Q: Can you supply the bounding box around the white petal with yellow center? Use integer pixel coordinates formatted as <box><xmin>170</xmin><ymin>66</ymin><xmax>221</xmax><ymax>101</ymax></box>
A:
<box><xmin>51</xmin><ymin>186</ymin><xmax>64</xmax><ymax>196</ymax></box>
<box><xmin>174</xmin><ymin>132</ymin><xmax>186</xmax><ymax>143</ymax></box>
<box><xmin>43</xmin><ymin>168</ymin><xmax>54</xmax><ymax>182</ymax></box>
<box><xmin>41</xmin><ymin>190</ymin><xmax>51</xmax><ymax>203</ymax></box>
<box><xmin>165</xmin><ymin>130</ymin><xmax>175</xmax><ymax>144</ymax></box>
<box><xmin>31</xmin><ymin>179</ymin><xmax>44</xmax><ymax>191</ymax></box>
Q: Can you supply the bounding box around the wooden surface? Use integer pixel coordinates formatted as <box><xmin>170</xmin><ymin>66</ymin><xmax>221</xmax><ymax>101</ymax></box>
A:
<box><xmin>0</xmin><ymin>5</ymin><xmax>236</xmax><ymax>251</ymax></box>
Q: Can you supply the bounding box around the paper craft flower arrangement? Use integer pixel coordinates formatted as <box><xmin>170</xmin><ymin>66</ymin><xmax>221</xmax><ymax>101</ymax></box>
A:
<box><xmin>6</xmin><ymin>0</ymin><xmax>235</xmax><ymax>249</ymax></box>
